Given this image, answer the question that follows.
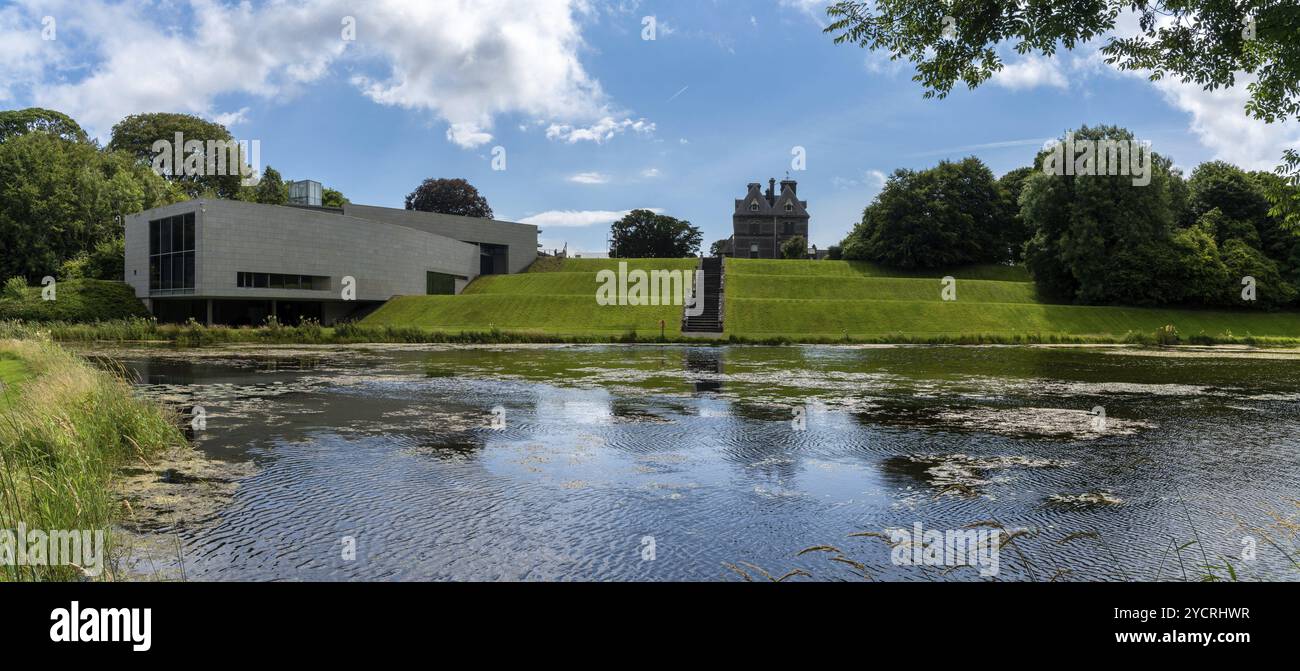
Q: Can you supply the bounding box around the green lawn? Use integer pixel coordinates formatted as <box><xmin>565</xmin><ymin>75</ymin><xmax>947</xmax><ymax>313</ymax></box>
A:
<box><xmin>362</xmin><ymin>257</ymin><xmax>1300</xmax><ymax>342</ymax></box>
<box><xmin>364</xmin><ymin>257</ymin><xmax>699</xmax><ymax>336</ymax></box>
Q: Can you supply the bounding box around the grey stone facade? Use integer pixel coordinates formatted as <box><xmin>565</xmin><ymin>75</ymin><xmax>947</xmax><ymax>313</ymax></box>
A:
<box><xmin>729</xmin><ymin>178</ymin><xmax>809</xmax><ymax>258</ymax></box>
<box><xmin>342</xmin><ymin>204</ymin><xmax>538</xmax><ymax>274</ymax></box>
<box><xmin>124</xmin><ymin>199</ymin><xmax>537</xmax><ymax>325</ymax></box>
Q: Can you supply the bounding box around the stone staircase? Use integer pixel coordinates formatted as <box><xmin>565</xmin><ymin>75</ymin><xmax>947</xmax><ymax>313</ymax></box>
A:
<box><xmin>682</xmin><ymin>256</ymin><xmax>724</xmax><ymax>334</ymax></box>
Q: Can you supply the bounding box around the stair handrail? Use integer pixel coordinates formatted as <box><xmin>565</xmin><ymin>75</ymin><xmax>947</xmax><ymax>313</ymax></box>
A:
<box><xmin>716</xmin><ymin>256</ymin><xmax>725</xmax><ymax>333</ymax></box>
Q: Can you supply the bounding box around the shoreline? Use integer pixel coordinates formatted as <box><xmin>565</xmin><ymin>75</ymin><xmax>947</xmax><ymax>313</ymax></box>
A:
<box><xmin>7</xmin><ymin>318</ymin><xmax>1300</xmax><ymax>349</ymax></box>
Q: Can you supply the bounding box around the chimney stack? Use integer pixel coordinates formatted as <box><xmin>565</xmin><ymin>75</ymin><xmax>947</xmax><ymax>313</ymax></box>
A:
<box><xmin>767</xmin><ymin>178</ymin><xmax>776</xmax><ymax>203</ymax></box>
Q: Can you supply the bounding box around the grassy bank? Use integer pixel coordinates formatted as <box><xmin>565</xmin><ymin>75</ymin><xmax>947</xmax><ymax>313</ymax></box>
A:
<box><xmin>363</xmin><ymin>258</ymin><xmax>698</xmax><ymax>338</ymax></box>
<box><xmin>361</xmin><ymin>257</ymin><xmax>1300</xmax><ymax>344</ymax></box>
<box><xmin>0</xmin><ymin>339</ymin><xmax>184</xmax><ymax>581</ymax></box>
<box><xmin>724</xmin><ymin>259</ymin><xmax>1300</xmax><ymax>341</ymax></box>
<box><xmin>0</xmin><ymin>279</ymin><xmax>149</xmax><ymax>322</ymax></box>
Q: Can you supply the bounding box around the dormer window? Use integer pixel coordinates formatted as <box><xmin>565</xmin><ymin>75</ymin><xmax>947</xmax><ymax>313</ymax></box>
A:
<box><xmin>749</xmin><ymin>201</ymin><xmax>759</xmax><ymax>212</ymax></box>
<box><xmin>784</xmin><ymin>203</ymin><xmax>793</xmax><ymax>212</ymax></box>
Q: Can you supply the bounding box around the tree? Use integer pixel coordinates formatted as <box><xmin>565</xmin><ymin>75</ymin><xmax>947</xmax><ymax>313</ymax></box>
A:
<box><xmin>824</xmin><ymin>1</ymin><xmax>1300</xmax><ymax>228</ymax></box>
<box><xmin>998</xmin><ymin>167</ymin><xmax>1036</xmax><ymax>261</ymax></box>
<box><xmin>404</xmin><ymin>178</ymin><xmax>494</xmax><ymax>218</ymax></box>
<box><xmin>0</xmin><ymin>131</ymin><xmax>179</xmax><ymax>280</ymax></box>
<box><xmin>107</xmin><ymin>112</ymin><xmax>244</xmax><ymax>198</ymax></box>
<box><xmin>322</xmin><ymin>187</ymin><xmax>349</xmax><ymax>208</ymax></box>
<box><xmin>1020</xmin><ymin>126</ymin><xmax>1182</xmax><ymax>304</ymax></box>
<box><xmin>0</xmin><ymin>108</ymin><xmax>87</xmax><ymax>144</ymax></box>
<box><xmin>251</xmin><ymin>166</ymin><xmax>288</xmax><ymax>205</ymax></box>
<box><xmin>609</xmin><ymin>210</ymin><xmax>702</xmax><ymax>258</ymax></box>
<box><xmin>826</xmin><ymin>245</ymin><xmax>843</xmax><ymax>260</ymax></box>
<box><xmin>781</xmin><ymin>236</ymin><xmax>809</xmax><ymax>259</ymax></box>
<box><xmin>841</xmin><ymin>157</ymin><xmax>1008</xmax><ymax>268</ymax></box>
<box><xmin>1188</xmin><ymin>161</ymin><xmax>1273</xmax><ymax>226</ymax></box>
<box><xmin>709</xmin><ymin>238</ymin><xmax>731</xmax><ymax>257</ymax></box>
<box><xmin>1221</xmin><ymin>238</ymin><xmax>1297</xmax><ymax>309</ymax></box>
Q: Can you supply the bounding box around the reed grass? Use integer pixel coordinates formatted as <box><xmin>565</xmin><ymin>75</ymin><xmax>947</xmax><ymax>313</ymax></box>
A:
<box><xmin>4</xmin><ymin>318</ymin><xmax>1300</xmax><ymax>348</ymax></box>
<box><xmin>0</xmin><ymin>338</ymin><xmax>185</xmax><ymax>581</ymax></box>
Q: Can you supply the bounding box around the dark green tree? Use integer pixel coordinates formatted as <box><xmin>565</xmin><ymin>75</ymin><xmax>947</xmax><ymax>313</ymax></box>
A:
<box><xmin>781</xmin><ymin>235</ymin><xmax>809</xmax><ymax>259</ymax></box>
<box><xmin>252</xmin><ymin>166</ymin><xmax>288</xmax><ymax>205</ymax></box>
<box><xmin>1021</xmin><ymin>126</ymin><xmax>1181</xmax><ymax>304</ymax></box>
<box><xmin>405</xmin><ymin>178</ymin><xmax>494</xmax><ymax>218</ymax></box>
<box><xmin>107</xmin><ymin>112</ymin><xmax>244</xmax><ymax>198</ymax></box>
<box><xmin>0</xmin><ymin>131</ymin><xmax>178</xmax><ymax>280</ymax></box>
<box><xmin>609</xmin><ymin>210</ymin><xmax>702</xmax><ymax>258</ymax></box>
<box><xmin>841</xmin><ymin>157</ymin><xmax>1008</xmax><ymax>268</ymax></box>
<box><xmin>998</xmin><ymin>166</ymin><xmax>1036</xmax><ymax>261</ymax></box>
<box><xmin>0</xmin><ymin>108</ymin><xmax>88</xmax><ymax>144</ymax></box>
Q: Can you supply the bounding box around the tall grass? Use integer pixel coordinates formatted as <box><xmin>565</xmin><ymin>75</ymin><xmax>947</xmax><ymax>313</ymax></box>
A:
<box><xmin>0</xmin><ymin>339</ymin><xmax>184</xmax><ymax>581</ymax></box>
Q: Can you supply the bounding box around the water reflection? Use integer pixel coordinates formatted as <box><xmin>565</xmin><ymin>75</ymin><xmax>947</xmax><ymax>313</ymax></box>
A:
<box><xmin>91</xmin><ymin>343</ymin><xmax>1300</xmax><ymax>581</ymax></box>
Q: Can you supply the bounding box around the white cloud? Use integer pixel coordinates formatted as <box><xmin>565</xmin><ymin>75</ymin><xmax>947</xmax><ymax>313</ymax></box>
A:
<box><xmin>641</xmin><ymin>167</ymin><xmax>661</xmax><ymax>178</ymax></box>
<box><xmin>211</xmin><ymin>107</ymin><xmax>251</xmax><ymax>128</ymax></box>
<box><xmin>832</xmin><ymin>169</ymin><xmax>886</xmax><ymax>193</ymax></box>
<box><xmin>546</xmin><ymin>116</ymin><xmax>655</xmax><ymax>144</ymax></box>
<box><xmin>779</xmin><ymin>0</ymin><xmax>829</xmax><ymax>28</ymax></box>
<box><xmin>991</xmin><ymin>55</ymin><xmax>1069</xmax><ymax>90</ymax></box>
<box><xmin>1149</xmin><ymin>76</ymin><xmax>1300</xmax><ymax>171</ymax></box>
<box><xmin>519</xmin><ymin>208</ymin><xmax>661</xmax><ymax>228</ymax></box>
<box><xmin>568</xmin><ymin>171</ymin><xmax>610</xmax><ymax>184</ymax></box>
<box><xmin>2</xmin><ymin>0</ymin><xmax>643</xmax><ymax>149</ymax></box>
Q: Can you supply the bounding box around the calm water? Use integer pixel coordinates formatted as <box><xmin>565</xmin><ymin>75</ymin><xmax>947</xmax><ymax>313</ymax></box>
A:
<box><xmin>99</xmin><ymin>344</ymin><xmax>1300</xmax><ymax>581</ymax></box>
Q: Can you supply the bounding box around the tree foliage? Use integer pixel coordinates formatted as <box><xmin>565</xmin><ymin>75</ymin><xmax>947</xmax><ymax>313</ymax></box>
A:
<box><xmin>609</xmin><ymin>210</ymin><xmax>702</xmax><ymax>258</ymax></box>
<box><xmin>841</xmin><ymin>157</ymin><xmax>1011</xmax><ymax>268</ymax></box>
<box><xmin>107</xmin><ymin>113</ymin><xmax>245</xmax><ymax>198</ymax></box>
<box><xmin>824</xmin><ymin>1</ymin><xmax>1300</xmax><ymax>227</ymax></box>
<box><xmin>404</xmin><ymin>178</ymin><xmax>494</xmax><ymax>218</ymax></box>
<box><xmin>0</xmin><ymin>108</ymin><xmax>88</xmax><ymax>144</ymax></box>
<box><xmin>781</xmin><ymin>235</ymin><xmax>809</xmax><ymax>259</ymax></box>
<box><xmin>0</xmin><ymin>130</ymin><xmax>180</xmax><ymax>280</ymax></box>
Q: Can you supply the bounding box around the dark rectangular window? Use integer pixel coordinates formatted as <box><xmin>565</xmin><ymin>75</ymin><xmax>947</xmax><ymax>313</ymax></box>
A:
<box><xmin>236</xmin><ymin>271</ymin><xmax>329</xmax><ymax>291</ymax></box>
<box><xmin>149</xmin><ymin>212</ymin><xmax>196</xmax><ymax>294</ymax></box>
<box><xmin>426</xmin><ymin>271</ymin><xmax>456</xmax><ymax>295</ymax></box>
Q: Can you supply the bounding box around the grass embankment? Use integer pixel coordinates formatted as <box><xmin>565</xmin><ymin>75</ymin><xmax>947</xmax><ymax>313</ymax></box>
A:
<box><xmin>364</xmin><ymin>258</ymin><xmax>700</xmax><ymax>338</ymax></box>
<box><xmin>9</xmin><ymin>258</ymin><xmax>1300</xmax><ymax>345</ymax></box>
<box><xmin>0</xmin><ymin>339</ymin><xmax>184</xmax><ymax>581</ymax></box>
<box><xmin>725</xmin><ymin>259</ymin><xmax>1300</xmax><ymax>342</ymax></box>
<box><xmin>0</xmin><ymin>280</ymin><xmax>149</xmax><ymax>322</ymax></box>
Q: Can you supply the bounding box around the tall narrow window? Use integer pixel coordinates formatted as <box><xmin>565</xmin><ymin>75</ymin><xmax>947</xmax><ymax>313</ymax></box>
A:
<box><xmin>149</xmin><ymin>212</ymin><xmax>196</xmax><ymax>295</ymax></box>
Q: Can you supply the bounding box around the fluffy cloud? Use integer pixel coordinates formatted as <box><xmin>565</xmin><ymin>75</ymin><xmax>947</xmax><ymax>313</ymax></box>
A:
<box><xmin>991</xmin><ymin>55</ymin><xmax>1069</xmax><ymax>91</ymax></box>
<box><xmin>519</xmin><ymin>208</ymin><xmax>660</xmax><ymax>228</ymax></box>
<box><xmin>546</xmin><ymin>117</ymin><xmax>655</xmax><ymax>144</ymax></box>
<box><xmin>1150</xmin><ymin>76</ymin><xmax>1300</xmax><ymax>171</ymax></box>
<box><xmin>1</xmin><ymin>0</ymin><xmax>643</xmax><ymax>148</ymax></box>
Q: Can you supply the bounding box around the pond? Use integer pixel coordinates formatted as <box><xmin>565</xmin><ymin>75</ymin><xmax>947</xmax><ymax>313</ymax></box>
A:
<box><xmin>97</xmin><ymin>343</ymin><xmax>1300</xmax><ymax>581</ymax></box>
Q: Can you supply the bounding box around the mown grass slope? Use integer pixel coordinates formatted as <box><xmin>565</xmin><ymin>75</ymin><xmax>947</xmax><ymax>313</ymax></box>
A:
<box><xmin>363</xmin><ymin>256</ymin><xmax>1300</xmax><ymax>342</ymax></box>
<box><xmin>724</xmin><ymin>258</ymin><xmax>1300</xmax><ymax>340</ymax></box>
<box><xmin>364</xmin><ymin>258</ymin><xmax>699</xmax><ymax>337</ymax></box>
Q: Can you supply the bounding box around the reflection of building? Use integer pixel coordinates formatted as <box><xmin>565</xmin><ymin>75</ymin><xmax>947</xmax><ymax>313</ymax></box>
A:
<box><xmin>124</xmin><ymin>198</ymin><xmax>537</xmax><ymax>326</ymax></box>
<box><xmin>725</xmin><ymin>178</ymin><xmax>810</xmax><ymax>258</ymax></box>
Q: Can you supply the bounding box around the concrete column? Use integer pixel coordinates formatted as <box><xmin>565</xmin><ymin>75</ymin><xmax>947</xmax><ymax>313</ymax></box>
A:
<box><xmin>206</xmin><ymin>299</ymin><xmax>213</xmax><ymax>327</ymax></box>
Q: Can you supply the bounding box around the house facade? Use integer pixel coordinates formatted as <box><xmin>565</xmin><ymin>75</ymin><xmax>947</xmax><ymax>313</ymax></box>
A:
<box><xmin>124</xmin><ymin>197</ymin><xmax>537</xmax><ymax>326</ymax></box>
<box><xmin>728</xmin><ymin>178</ymin><xmax>810</xmax><ymax>258</ymax></box>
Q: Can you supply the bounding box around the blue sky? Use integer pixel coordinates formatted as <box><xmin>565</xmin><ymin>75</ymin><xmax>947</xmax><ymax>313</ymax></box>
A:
<box><xmin>2</xmin><ymin>0</ymin><xmax>1298</xmax><ymax>255</ymax></box>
